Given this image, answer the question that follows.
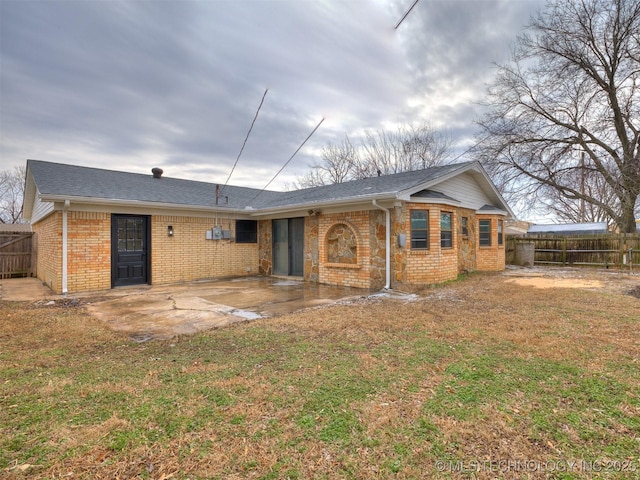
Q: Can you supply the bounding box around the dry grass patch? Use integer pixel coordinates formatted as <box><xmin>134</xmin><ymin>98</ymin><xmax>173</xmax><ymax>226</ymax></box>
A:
<box><xmin>1</xmin><ymin>270</ymin><xmax>639</xmax><ymax>479</ymax></box>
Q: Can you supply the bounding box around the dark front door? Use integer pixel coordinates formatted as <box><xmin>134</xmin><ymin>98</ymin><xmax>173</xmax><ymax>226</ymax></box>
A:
<box><xmin>111</xmin><ymin>215</ymin><xmax>150</xmax><ymax>287</ymax></box>
<box><xmin>272</xmin><ymin>217</ymin><xmax>304</xmax><ymax>276</ymax></box>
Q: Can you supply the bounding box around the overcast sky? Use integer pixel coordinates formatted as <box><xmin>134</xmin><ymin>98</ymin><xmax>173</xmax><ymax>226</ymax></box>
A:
<box><xmin>1</xmin><ymin>0</ymin><xmax>543</xmax><ymax>190</ymax></box>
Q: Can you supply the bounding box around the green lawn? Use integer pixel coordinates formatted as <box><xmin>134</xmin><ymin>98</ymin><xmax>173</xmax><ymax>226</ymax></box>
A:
<box><xmin>1</xmin><ymin>272</ymin><xmax>639</xmax><ymax>478</ymax></box>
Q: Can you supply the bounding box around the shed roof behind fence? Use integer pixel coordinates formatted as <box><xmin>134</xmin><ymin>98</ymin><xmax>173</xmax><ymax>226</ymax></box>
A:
<box><xmin>527</xmin><ymin>222</ymin><xmax>609</xmax><ymax>235</ymax></box>
<box><xmin>0</xmin><ymin>224</ymin><xmax>32</xmax><ymax>233</ymax></box>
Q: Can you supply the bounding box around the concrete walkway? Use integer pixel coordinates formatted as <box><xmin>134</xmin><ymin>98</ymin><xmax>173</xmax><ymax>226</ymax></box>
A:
<box><xmin>0</xmin><ymin>276</ymin><xmax>371</xmax><ymax>341</ymax></box>
<box><xmin>0</xmin><ymin>277</ymin><xmax>55</xmax><ymax>302</ymax></box>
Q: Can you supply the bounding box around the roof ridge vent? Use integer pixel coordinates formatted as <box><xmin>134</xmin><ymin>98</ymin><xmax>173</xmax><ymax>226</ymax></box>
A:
<box><xmin>152</xmin><ymin>167</ymin><xmax>163</xmax><ymax>179</ymax></box>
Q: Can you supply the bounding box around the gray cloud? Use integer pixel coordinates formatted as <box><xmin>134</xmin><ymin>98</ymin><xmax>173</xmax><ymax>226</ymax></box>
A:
<box><xmin>0</xmin><ymin>0</ymin><xmax>543</xmax><ymax>188</ymax></box>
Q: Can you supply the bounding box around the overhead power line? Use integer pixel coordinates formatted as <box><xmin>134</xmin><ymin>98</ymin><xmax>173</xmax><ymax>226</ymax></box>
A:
<box><xmin>247</xmin><ymin>117</ymin><xmax>325</xmax><ymax>205</ymax></box>
<box><xmin>222</xmin><ymin>88</ymin><xmax>269</xmax><ymax>192</ymax></box>
<box><xmin>395</xmin><ymin>0</ymin><xmax>421</xmax><ymax>29</ymax></box>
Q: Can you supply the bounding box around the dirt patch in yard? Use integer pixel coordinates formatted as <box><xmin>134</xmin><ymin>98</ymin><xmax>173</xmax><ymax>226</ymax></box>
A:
<box><xmin>502</xmin><ymin>265</ymin><xmax>639</xmax><ymax>294</ymax></box>
<box><xmin>505</xmin><ymin>276</ymin><xmax>604</xmax><ymax>289</ymax></box>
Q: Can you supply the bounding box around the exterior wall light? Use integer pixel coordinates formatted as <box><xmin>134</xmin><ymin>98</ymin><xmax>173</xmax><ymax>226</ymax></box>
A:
<box><xmin>168</xmin><ymin>225</ymin><xmax>174</xmax><ymax>237</ymax></box>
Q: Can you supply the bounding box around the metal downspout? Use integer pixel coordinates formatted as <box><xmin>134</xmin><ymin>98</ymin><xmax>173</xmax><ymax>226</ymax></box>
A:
<box><xmin>62</xmin><ymin>199</ymin><xmax>69</xmax><ymax>294</ymax></box>
<box><xmin>372</xmin><ymin>200</ymin><xmax>391</xmax><ymax>290</ymax></box>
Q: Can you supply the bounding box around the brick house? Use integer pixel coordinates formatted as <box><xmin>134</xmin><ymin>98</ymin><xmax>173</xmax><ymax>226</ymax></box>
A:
<box><xmin>23</xmin><ymin>159</ymin><xmax>513</xmax><ymax>294</ymax></box>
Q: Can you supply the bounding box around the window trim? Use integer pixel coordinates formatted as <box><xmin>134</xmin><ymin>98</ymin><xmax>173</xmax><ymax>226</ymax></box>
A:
<box><xmin>440</xmin><ymin>211</ymin><xmax>453</xmax><ymax>249</ymax></box>
<box><xmin>479</xmin><ymin>219</ymin><xmax>491</xmax><ymax>247</ymax></box>
<box><xmin>235</xmin><ymin>219</ymin><xmax>258</xmax><ymax>244</ymax></box>
<box><xmin>410</xmin><ymin>209</ymin><xmax>429</xmax><ymax>250</ymax></box>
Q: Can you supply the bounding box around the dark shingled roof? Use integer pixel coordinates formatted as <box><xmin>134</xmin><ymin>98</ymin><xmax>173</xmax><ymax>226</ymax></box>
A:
<box><xmin>27</xmin><ymin>159</ymin><xmax>478</xmax><ymax>211</ymax></box>
<box><xmin>478</xmin><ymin>204</ymin><xmax>504</xmax><ymax>211</ymax></box>
<box><xmin>411</xmin><ymin>189</ymin><xmax>459</xmax><ymax>202</ymax></box>
<box><xmin>257</xmin><ymin>162</ymin><xmax>474</xmax><ymax>209</ymax></box>
<box><xmin>27</xmin><ymin>160</ymin><xmax>281</xmax><ymax>209</ymax></box>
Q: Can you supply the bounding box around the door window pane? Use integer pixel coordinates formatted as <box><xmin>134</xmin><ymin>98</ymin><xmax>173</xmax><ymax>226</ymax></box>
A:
<box><xmin>119</xmin><ymin>218</ymin><xmax>144</xmax><ymax>252</ymax></box>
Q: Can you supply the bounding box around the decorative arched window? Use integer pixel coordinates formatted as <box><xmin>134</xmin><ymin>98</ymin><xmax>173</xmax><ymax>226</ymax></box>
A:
<box><xmin>326</xmin><ymin>223</ymin><xmax>358</xmax><ymax>264</ymax></box>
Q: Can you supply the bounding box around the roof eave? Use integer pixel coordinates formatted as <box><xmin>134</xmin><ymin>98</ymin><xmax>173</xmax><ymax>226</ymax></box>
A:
<box><xmin>246</xmin><ymin>192</ymin><xmax>399</xmax><ymax>217</ymax></box>
<box><xmin>397</xmin><ymin>161</ymin><xmax>478</xmax><ymax>199</ymax></box>
<box><xmin>38</xmin><ymin>194</ymin><xmax>249</xmax><ymax>215</ymax></box>
<box><xmin>408</xmin><ymin>197</ymin><xmax>462</xmax><ymax>207</ymax></box>
<box><xmin>398</xmin><ymin>161</ymin><xmax>515</xmax><ymax>218</ymax></box>
<box><xmin>22</xmin><ymin>164</ymin><xmax>37</xmax><ymax>221</ymax></box>
<box><xmin>476</xmin><ymin>208</ymin><xmax>510</xmax><ymax>216</ymax></box>
<box><xmin>469</xmin><ymin>163</ymin><xmax>516</xmax><ymax>218</ymax></box>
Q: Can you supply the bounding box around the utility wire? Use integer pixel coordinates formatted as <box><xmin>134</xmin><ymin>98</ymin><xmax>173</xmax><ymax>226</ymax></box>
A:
<box><xmin>221</xmin><ymin>88</ymin><xmax>269</xmax><ymax>192</ymax></box>
<box><xmin>247</xmin><ymin>117</ymin><xmax>325</xmax><ymax>205</ymax></box>
<box><xmin>449</xmin><ymin>133</ymin><xmax>493</xmax><ymax>163</ymax></box>
<box><xmin>394</xmin><ymin>0</ymin><xmax>420</xmax><ymax>29</ymax></box>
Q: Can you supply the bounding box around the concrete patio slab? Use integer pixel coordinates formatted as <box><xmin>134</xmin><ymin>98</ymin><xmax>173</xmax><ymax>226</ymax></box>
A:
<box><xmin>1</xmin><ymin>276</ymin><xmax>372</xmax><ymax>341</ymax></box>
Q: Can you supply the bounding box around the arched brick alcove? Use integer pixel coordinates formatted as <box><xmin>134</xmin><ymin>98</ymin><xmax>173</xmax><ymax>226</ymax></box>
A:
<box><xmin>326</xmin><ymin>223</ymin><xmax>358</xmax><ymax>264</ymax></box>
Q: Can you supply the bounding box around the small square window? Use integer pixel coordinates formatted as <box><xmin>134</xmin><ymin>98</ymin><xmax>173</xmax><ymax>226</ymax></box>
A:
<box><xmin>236</xmin><ymin>220</ymin><xmax>257</xmax><ymax>243</ymax></box>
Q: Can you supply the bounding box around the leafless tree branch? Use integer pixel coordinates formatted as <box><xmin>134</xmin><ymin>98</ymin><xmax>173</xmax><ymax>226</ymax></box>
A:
<box><xmin>476</xmin><ymin>0</ymin><xmax>640</xmax><ymax>232</ymax></box>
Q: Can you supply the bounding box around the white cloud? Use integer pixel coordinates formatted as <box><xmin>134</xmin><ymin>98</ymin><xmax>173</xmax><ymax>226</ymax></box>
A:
<box><xmin>0</xmin><ymin>0</ymin><xmax>543</xmax><ymax>189</ymax></box>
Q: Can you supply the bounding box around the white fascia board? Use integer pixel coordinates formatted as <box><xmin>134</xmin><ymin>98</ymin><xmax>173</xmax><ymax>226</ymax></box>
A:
<box><xmin>476</xmin><ymin>208</ymin><xmax>510</xmax><ymax>216</ymax></box>
<box><xmin>408</xmin><ymin>197</ymin><xmax>461</xmax><ymax>207</ymax></box>
<box><xmin>39</xmin><ymin>194</ymin><xmax>248</xmax><ymax>216</ymax></box>
<box><xmin>22</xmin><ymin>170</ymin><xmax>37</xmax><ymax>220</ymax></box>
<box><xmin>467</xmin><ymin>165</ymin><xmax>516</xmax><ymax>218</ymax></box>
<box><xmin>38</xmin><ymin>193</ymin><xmax>402</xmax><ymax>220</ymax></box>
<box><xmin>246</xmin><ymin>193</ymin><xmax>399</xmax><ymax>218</ymax></box>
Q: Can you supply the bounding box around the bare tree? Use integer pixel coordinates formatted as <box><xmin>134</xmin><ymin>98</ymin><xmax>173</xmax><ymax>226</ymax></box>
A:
<box><xmin>476</xmin><ymin>0</ymin><xmax>640</xmax><ymax>232</ymax></box>
<box><xmin>541</xmin><ymin>164</ymin><xmax>620</xmax><ymax>224</ymax></box>
<box><xmin>295</xmin><ymin>136</ymin><xmax>355</xmax><ymax>188</ymax></box>
<box><xmin>299</xmin><ymin>123</ymin><xmax>452</xmax><ymax>187</ymax></box>
<box><xmin>398</xmin><ymin>124</ymin><xmax>453</xmax><ymax>171</ymax></box>
<box><xmin>0</xmin><ymin>165</ymin><xmax>26</xmax><ymax>224</ymax></box>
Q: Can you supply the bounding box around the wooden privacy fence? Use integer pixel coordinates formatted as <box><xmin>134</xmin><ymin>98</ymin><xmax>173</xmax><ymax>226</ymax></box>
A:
<box><xmin>0</xmin><ymin>232</ymin><xmax>34</xmax><ymax>279</ymax></box>
<box><xmin>507</xmin><ymin>234</ymin><xmax>640</xmax><ymax>269</ymax></box>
